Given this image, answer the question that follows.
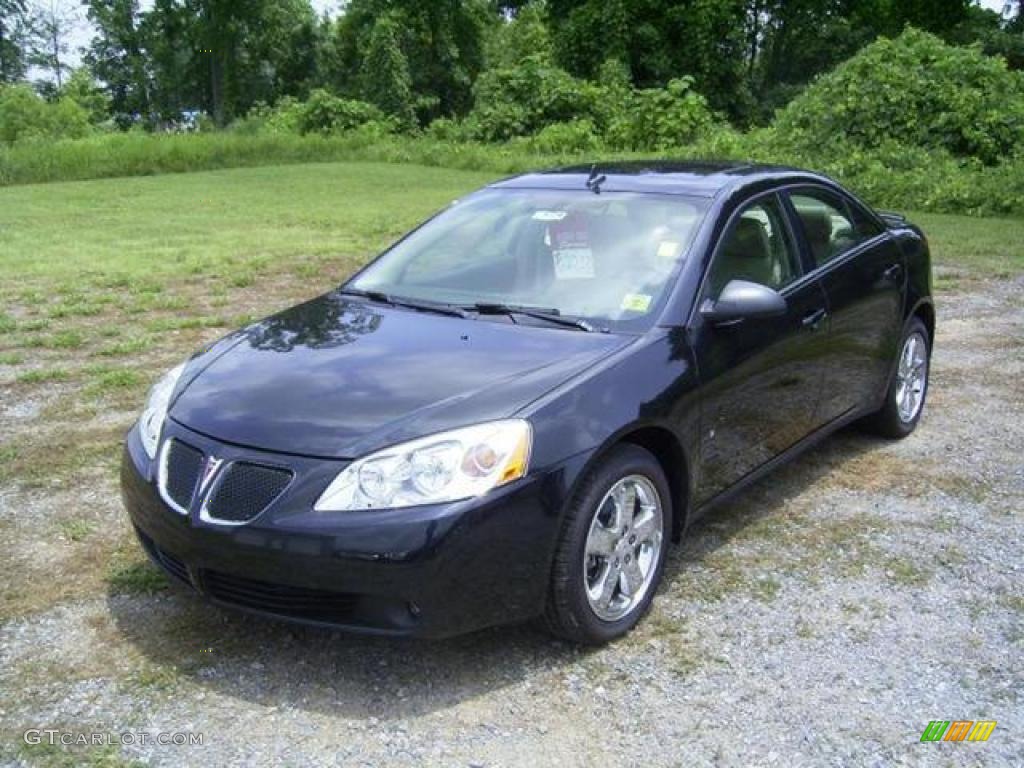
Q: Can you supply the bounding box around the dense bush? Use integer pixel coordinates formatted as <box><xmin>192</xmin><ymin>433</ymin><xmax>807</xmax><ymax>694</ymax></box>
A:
<box><xmin>773</xmin><ymin>27</ymin><xmax>1024</xmax><ymax>165</ymax></box>
<box><xmin>522</xmin><ymin>119</ymin><xmax>603</xmax><ymax>154</ymax></box>
<box><xmin>465</xmin><ymin>57</ymin><xmax>719</xmax><ymax>150</ymax></box>
<box><xmin>466</xmin><ymin>55</ymin><xmax>604</xmax><ymax>141</ymax></box>
<box><xmin>232</xmin><ymin>91</ymin><xmax>388</xmax><ymax>137</ymax></box>
<box><xmin>606</xmin><ymin>77</ymin><xmax>718</xmax><ymax>150</ymax></box>
<box><xmin>0</xmin><ymin>85</ymin><xmax>92</xmax><ymax>144</ymax></box>
<box><xmin>296</xmin><ymin>90</ymin><xmax>388</xmax><ymax>135</ymax></box>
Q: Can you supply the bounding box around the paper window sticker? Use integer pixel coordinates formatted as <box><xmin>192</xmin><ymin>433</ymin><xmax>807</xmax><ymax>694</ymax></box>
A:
<box><xmin>550</xmin><ymin>212</ymin><xmax>589</xmax><ymax>250</ymax></box>
<box><xmin>553</xmin><ymin>248</ymin><xmax>595</xmax><ymax>279</ymax></box>
<box><xmin>621</xmin><ymin>293</ymin><xmax>653</xmax><ymax>313</ymax></box>
<box><xmin>657</xmin><ymin>240</ymin><xmax>681</xmax><ymax>260</ymax></box>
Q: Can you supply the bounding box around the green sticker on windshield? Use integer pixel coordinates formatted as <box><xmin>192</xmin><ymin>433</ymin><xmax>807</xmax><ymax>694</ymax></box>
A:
<box><xmin>657</xmin><ymin>240</ymin><xmax>680</xmax><ymax>260</ymax></box>
<box><xmin>621</xmin><ymin>293</ymin><xmax>652</xmax><ymax>313</ymax></box>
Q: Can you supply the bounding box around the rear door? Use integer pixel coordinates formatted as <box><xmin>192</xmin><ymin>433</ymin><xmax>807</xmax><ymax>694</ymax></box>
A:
<box><xmin>692</xmin><ymin>192</ymin><xmax>831</xmax><ymax>505</ymax></box>
<box><xmin>783</xmin><ymin>187</ymin><xmax>904</xmax><ymax>423</ymax></box>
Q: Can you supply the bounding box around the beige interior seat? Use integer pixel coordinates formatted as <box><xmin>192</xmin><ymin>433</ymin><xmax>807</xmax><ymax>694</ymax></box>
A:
<box><xmin>712</xmin><ymin>216</ymin><xmax>774</xmax><ymax>294</ymax></box>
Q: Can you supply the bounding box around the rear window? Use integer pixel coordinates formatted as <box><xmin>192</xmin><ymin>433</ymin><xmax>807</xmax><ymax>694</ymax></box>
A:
<box><xmin>789</xmin><ymin>189</ymin><xmax>882</xmax><ymax>266</ymax></box>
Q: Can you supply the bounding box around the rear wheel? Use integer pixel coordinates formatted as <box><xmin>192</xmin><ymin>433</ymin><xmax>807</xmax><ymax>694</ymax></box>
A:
<box><xmin>862</xmin><ymin>317</ymin><xmax>931</xmax><ymax>438</ymax></box>
<box><xmin>544</xmin><ymin>444</ymin><xmax>670</xmax><ymax>645</ymax></box>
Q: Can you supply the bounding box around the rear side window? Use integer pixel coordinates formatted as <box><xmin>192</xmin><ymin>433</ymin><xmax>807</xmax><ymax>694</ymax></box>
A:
<box><xmin>789</xmin><ymin>189</ymin><xmax>880</xmax><ymax>267</ymax></box>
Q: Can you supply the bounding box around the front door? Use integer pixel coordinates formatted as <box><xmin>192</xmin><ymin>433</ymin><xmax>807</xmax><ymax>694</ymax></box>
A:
<box><xmin>692</xmin><ymin>193</ymin><xmax>831</xmax><ymax>505</ymax></box>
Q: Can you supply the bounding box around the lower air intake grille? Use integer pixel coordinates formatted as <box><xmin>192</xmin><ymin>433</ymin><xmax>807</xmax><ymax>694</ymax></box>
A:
<box><xmin>135</xmin><ymin>528</ymin><xmax>192</xmax><ymax>588</ymax></box>
<box><xmin>202</xmin><ymin>570</ymin><xmax>358</xmax><ymax>623</ymax></box>
<box><xmin>162</xmin><ymin>439</ymin><xmax>204</xmax><ymax>513</ymax></box>
<box><xmin>204</xmin><ymin>462</ymin><xmax>293</xmax><ymax>523</ymax></box>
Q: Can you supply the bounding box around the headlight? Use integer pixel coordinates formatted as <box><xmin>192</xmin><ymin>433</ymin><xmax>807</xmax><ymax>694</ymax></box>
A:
<box><xmin>138</xmin><ymin>363</ymin><xmax>185</xmax><ymax>460</ymax></box>
<box><xmin>315</xmin><ymin>420</ymin><xmax>532</xmax><ymax>511</ymax></box>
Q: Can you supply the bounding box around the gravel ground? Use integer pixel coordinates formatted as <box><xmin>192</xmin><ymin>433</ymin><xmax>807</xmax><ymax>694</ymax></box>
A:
<box><xmin>1</xmin><ymin>277</ymin><xmax>1021</xmax><ymax>768</ymax></box>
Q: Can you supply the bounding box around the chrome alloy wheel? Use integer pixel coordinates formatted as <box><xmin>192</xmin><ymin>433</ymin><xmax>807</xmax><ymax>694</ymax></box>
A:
<box><xmin>896</xmin><ymin>331</ymin><xmax>928</xmax><ymax>423</ymax></box>
<box><xmin>583</xmin><ymin>474</ymin><xmax>664</xmax><ymax>622</ymax></box>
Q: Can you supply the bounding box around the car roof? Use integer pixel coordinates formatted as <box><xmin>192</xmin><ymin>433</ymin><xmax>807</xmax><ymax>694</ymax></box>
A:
<box><xmin>488</xmin><ymin>161</ymin><xmax>832</xmax><ymax>199</ymax></box>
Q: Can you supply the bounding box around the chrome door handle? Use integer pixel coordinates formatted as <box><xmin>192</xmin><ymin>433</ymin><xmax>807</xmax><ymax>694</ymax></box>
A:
<box><xmin>882</xmin><ymin>263</ymin><xmax>903</xmax><ymax>282</ymax></box>
<box><xmin>802</xmin><ymin>308</ymin><xmax>827</xmax><ymax>330</ymax></box>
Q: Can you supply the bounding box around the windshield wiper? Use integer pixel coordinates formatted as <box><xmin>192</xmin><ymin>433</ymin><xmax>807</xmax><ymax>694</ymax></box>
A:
<box><xmin>469</xmin><ymin>302</ymin><xmax>594</xmax><ymax>332</ymax></box>
<box><xmin>340</xmin><ymin>288</ymin><xmax>468</xmax><ymax>318</ymax></box>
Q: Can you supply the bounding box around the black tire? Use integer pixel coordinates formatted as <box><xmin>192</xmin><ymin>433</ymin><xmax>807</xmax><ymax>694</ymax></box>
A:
<box><xmin>861</xmin><ymin>316</ymin><xmax>931</xmax><ymax>439</ymax></box>
<box><xmin>544</xmin><ymin>444</ymin><xmax>671</xmax><ymax>645</ymax></box>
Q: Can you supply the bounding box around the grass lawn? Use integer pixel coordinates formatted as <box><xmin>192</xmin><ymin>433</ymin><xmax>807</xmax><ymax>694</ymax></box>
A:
<box><xmin>0</xmin><ymin>160</ymin><xmax>1021</xmax><ymax>619</ymax></box>
<box><xmin>0</xmin><ymin>162</ymin><xmax>495</xmax><ymax>281</ymax></box>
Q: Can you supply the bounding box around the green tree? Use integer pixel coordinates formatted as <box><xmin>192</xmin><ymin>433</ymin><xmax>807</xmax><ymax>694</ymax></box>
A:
<box><xmin>361</xmin><ymin>13</ymin><xmax>414</xmax><ymax>126</ymax></box>
<box><xmin>886</xmin><ymin>0</ymin><xmax>970</xmax><ymax>37</ymax></box>
<box><xmin>0</xmin><ymin>0</ymin><xmax>29</xmax><ymax>83</ymax></box>
<box><xmin>84</xmin><ymin>0</ymin><xmax>150</xmax><ymax>125</ymax></box>
<box><xmin>185</xmin><ymin>0</ymin><xmax>320</xmax><ymax>126</ymax></box>
<box><xmin>332</xmin><ymin>0</ymin><xmax>490</xmax><ymax>121</ymax></box>
<box><xmin>58</xmin><ymin>67</ymin><xmax>110</xmax><ymax>123</ymax></box>
<box><xmin>547</xmin><ymin>0</ymin><xmax>749</xmax><ymax>120</ymax></box>
<box><xmin>28</xmin><ymin>0</ymin><xmax>80</xmax><ymax>91</ymax></box>
<box><xmin>141</xmin><ymin>0</ymin><xmax>202</xmax><ymax>122</ymax></box>
<box><xmin>485</xmin><ymin>1</ymin><xmax>552</xmax><ymax>69</ymax></box>
<box><xmin>242</xmin><ymin>0</ymin><xmax>317</xmax><ymax>105</ymax></box>
<box><xmin>186</xmin><ymin>0</ymin><xmax>252</xmax><ymax>126</ymax></box>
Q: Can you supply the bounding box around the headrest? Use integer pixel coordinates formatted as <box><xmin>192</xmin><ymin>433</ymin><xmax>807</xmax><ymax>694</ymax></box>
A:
<box><xmin>724</xmin><ymin>217</ymin><xmax>770</xmax><ymax>261</ymax></box>
<box><xmin>800</xmin><ymin>209</ymin><xmax>833</xmax><ymax>245</ymax></box>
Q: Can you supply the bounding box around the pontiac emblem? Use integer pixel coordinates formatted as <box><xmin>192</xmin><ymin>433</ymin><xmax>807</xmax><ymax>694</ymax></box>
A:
<box><xmin>200</xmin><ymin>457</ymin><xmax>223</xmax><ymax>493</ymax></box>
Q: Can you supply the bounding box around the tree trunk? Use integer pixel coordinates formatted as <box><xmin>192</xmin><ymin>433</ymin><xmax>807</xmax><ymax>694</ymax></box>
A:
<box><xmin>50</xmin><ymin>23</ymin><xmax>61</xmax><ymax>89</ymax></box>
<box><xmin>211</xmin><ymin>49</ymin><xmax>225</xmax><ymax>126</ymax></box>
<box><xmin>0</xmin><ymin>21</ymin><xmax>7</xmax><ymax>82</ymax></box>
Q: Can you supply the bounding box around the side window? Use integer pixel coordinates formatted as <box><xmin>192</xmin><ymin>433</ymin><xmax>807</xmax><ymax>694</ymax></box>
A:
<box><xmin>847</xmin><ymin>198</ymin><xmax>885</xmax><ymax>239</ymax></box>
<box><xmin>790</xmin><ymin>190</ymin><xmax>879</xmax><ymax>267</ymax></box>
<box><xmin>708</xmin><ymin>196</ymin><xmax>801</xmax><ymax>297</ymax></box>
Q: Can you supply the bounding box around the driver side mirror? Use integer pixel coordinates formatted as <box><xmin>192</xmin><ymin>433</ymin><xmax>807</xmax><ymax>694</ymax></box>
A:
<box><xmin>701</xmin><ymin>279</ymin><xmax>787</xmax><ymax>327</ymax></box>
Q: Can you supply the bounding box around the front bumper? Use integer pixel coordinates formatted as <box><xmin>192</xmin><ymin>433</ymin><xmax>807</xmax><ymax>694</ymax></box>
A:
<box><xmin>121</xmin><ymin>419</ymin><xmax>588</xmax><ymax>638</ymax></box>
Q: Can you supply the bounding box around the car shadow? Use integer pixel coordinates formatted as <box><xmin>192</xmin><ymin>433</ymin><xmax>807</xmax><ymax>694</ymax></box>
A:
<box><xmin>106</xmin><ymin>425</ymin><xmax>886</xmax><ymax>720</ymax></box>
<box><xmin>662</xmin><ymin>424</ymin><xmax>887</xmax><ymax>583</ymax></box>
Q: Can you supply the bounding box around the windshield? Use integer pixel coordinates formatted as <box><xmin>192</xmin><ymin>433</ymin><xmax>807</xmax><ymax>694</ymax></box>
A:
<box><xmin>347</xmin><ymin>189</ymin><xmax>710</xmax><ymax>332</ymax></box>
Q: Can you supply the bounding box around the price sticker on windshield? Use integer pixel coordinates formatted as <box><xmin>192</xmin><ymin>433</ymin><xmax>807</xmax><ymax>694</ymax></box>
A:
<box><xmin>657</xmin><ymin>240</ymin><xmax>681</xmax><ymax>260</ymax></box>
<box><xmin>621</xmin><ymin>293</ymin><xmax>652</xmax><ymax>313</ymax></box>
<box><xmin>550</xmin><ymin>212</ymin><xmax>594</xmax><ymax>279</ymax></box>
<box><xmin>553</xmin><ymin>248</ymin><xmax>595</xmax><ymax>279</ymax></box>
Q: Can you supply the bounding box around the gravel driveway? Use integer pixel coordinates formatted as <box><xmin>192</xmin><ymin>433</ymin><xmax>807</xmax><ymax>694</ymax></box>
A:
<box><xmin>1</xmin><ymin>276</ymin><xmax>1021</xmax><ymax>768</ymax></box>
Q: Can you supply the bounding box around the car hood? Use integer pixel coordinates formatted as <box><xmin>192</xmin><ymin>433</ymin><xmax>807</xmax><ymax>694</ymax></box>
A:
<box><xmin>170</xmin><ymin>292</ymin><xmax>631</xmax><ymax>459</ymax></box>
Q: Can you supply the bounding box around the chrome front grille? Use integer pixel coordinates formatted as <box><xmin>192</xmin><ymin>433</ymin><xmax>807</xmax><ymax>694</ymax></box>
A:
<box><xmin>156</xmin><ymin>437</ymin><xmax>292</xmax><ymax>525</ymax></box>
<box><xmin>201</xmin><ymin>461</ymin><xmax>293</xmax><ymax>525</ymax></box>
<box><xmin>158</xmin><ymin>438</ymin><xmax>204</xmax><ymax>515</ymax></box>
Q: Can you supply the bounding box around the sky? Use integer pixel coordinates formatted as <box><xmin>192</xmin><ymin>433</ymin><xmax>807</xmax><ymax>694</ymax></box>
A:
<box><xmin>39</xmin><ymin>0</ymin><xmax>1014</xmax><ymax>83</ymax></box>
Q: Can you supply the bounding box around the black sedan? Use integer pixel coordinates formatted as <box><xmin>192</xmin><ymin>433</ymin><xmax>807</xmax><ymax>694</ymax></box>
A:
<box><xmin>121</xmin><ymin>162</ymin><xmax>933</xmax><ymax>644</ymax></box>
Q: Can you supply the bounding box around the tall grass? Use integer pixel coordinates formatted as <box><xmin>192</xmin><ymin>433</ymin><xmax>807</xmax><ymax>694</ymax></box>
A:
<box><xmin>0</xmin><ymin>132</ymin><xmax>577</xmax><ymax>187</ymax></box>
<box><xmin>2</xmin><ymin>130</ymin><xmax>1023</xmax><ymax>217</ymax></box>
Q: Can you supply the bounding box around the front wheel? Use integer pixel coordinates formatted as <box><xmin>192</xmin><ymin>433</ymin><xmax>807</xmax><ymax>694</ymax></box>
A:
<box><xmin>544</xmin><ymin>444</ymin><xmax>670</xmax><ymax>645</ymax></box>
<box><xmin>862</xmin><ymin>317</ymin><xmax>931</xmax><ymax>438</ymax></box>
